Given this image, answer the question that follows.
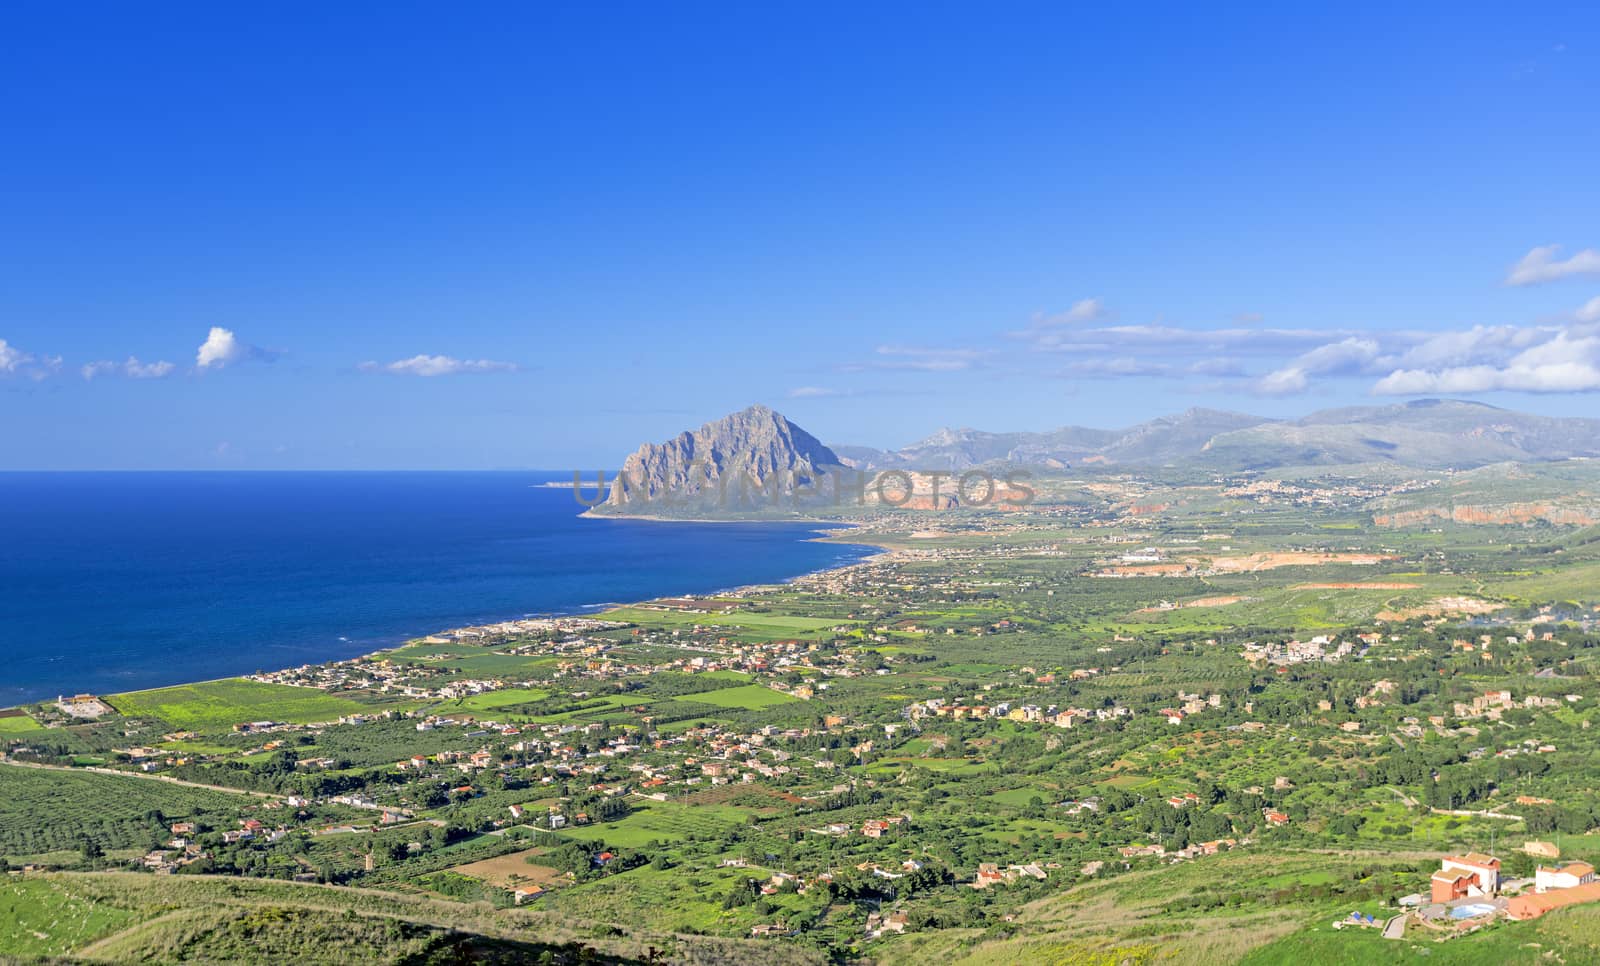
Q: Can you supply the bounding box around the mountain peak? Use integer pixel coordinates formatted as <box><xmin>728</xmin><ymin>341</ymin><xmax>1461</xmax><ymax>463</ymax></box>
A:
<box><xmin>599</xmin><ymin>405</ymin><xmax>842</xmax><ymax>510</ymax></box>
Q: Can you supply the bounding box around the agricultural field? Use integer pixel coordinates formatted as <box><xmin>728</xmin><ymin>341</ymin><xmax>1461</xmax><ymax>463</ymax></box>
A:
<box><xmin>445</xmin><ymin>688</ymin><xmax>553</xmax><ymax>712</ymax></box>
<box><xmin>673</xmin><ymin>683</ymin><xmax>798</xmax><ymax>710</ymax></box>
<box><xmin>109</xmin><ymin>680</ymin><xmax>369</xmax><ymax>732</ymax></box>
<box><xmin>0</xmin><ymin>712</ymin><xmax>43</xmax><ymax>735</ymax></box>
<box><xmin>448</xmin><ymin>847</ymin><xmax>568</xmax><ymax>890</ymax></box>
<box><xmin>555</xmin><ymin>799</ymin><xmax>754</xmax><ymax>847</ymax></box>
<box><xmin>0</xmin><ymin>765</ymin><xmax>253</xmax><ymax>858</ymax></box>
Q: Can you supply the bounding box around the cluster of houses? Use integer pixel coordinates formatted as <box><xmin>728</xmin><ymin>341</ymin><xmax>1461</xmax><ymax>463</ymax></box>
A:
<box><xmin>1118</xmin><ymin>838</ymin><xmax>1241</xmax><ymax>863</ymax></box>
<box><xmin>141</xmin><ymin>817</ymin><xmax>304</xmax><ymax>872</ymax></box>
<box><xmin>973</xmin><ymin>861</ymin><xmax>1048</xmax><ymax>888</ymax></box>
<box><xmin>1221</xmin><ymin>476</ymin><xmax>1433</xmax><ymax>507</ymax></box>
<box><xmin>248</xmin><ymin>617</ymin><xmax>629</xmax><ymax>693</ymax></box>
<box><xmin>1512</xmin><ymin>858</ymin><xmax>1600</xmax><ymax>920</ymax></box>
<box><xmin>904</xmin><ymin>697</ymin><xmax>1133</xmax><ymax>729</ymax></box>
<box><xmin>1451</xmin><ymin>688</ymin><xmax>1563</xmax><ymax>721</ymax></box>
<box><xmin>1420</xmin><ymin>852</ymin><xmax>1600</xmax><ymax>924</ymax></box>
<box><xmin>812</xmin><ymin>814</ymin><xmax>910</xmax><ymax>839</ymax></box>
<box><xmin>1241</xmin><ymin>635</ymin><xmax>1359</xmax><ymax>666</ymax></box>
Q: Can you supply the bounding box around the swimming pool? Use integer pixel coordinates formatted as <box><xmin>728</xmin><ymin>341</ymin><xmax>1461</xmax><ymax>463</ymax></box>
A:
<box><xmin>1450</xmin><ymin>903</ymin><xmax>1495</xmax><ymax>919</ymax></box>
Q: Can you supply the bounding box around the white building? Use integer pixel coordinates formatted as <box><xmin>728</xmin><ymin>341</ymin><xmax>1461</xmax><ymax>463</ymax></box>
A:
<box><xmin>1536</xmin><ymin>862</ymin><xmax>1596</xmax><ymax>893</ymax></box>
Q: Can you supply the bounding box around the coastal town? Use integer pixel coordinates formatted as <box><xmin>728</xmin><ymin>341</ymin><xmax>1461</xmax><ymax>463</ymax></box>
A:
<box><xmin>6</xmin><ymin>467</ymin><xmax>1600</xmax><ymax>963</ymax></box>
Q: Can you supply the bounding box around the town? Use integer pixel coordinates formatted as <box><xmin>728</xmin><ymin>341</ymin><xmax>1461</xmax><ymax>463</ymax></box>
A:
<box><xmin>5</xmin><ymin>467</ymin><xmax>1600</xmax><ymax>963</ymax></box>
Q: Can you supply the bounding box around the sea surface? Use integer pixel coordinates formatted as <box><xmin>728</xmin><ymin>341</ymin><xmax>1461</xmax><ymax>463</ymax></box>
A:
<box><xmin>0</xmin><ymin>472</ymin><xmax>876</xmax><ymax>706</ymax></box>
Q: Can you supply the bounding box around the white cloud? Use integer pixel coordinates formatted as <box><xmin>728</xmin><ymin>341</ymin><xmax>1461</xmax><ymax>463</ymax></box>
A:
<box><xmin>1030</xmin><ymin>298</ymin><xmax>1107</xmax><ymax>328</ymax></box>
<box><xmin>1373</xmin><ymin>330</ymin><xmax>1600</xmax><ymax>395</ymax></box>
<box><xmin>1577</xmin><ymin>296</ymin><xmax>1600</xmax><ymax>324</ymax></box>
<box><xmin>0</xmin><ymin>339</ymin><xmax>27</xmax><ymax>373</ymax></box>
<box><xmin>1063</xmin><ymin>357</ymin><xmax>1173</xmax><ymax>377</ymax></box>
<box><xmin>1294</xmin><ymin>337</ymin><xmax>1382</xmax><ymax>373</ymax></box>
<box><xmin>1255</xmin><ymin>366</ymin><xmax>1310</xmax><ymax>396</ymax></box>
<box><xmin>1188</xmin><ymin>357</ymin><xmax>1248</xmax><ymax>377</ymax></box>
<box><xmin>362</xmin><ymin>354</ymin><xmax>519</xmax><ymax>376</ymax></box>
<box><xmin>0</xmin><ymin>339</ymin><xmax>60</xmax><ymax>380</ymax></box>
<box><xmin>1253</xmin><ymin>337</ymin><xmax>1382</xmax><ymax>395</ymax></box>
<box><xmin>1390</xmin><ymin>324</ymin><xmax>1553</xmax><ymax>370</ymax></box>
<box><xmin>1506</xmin><ymin>245</ymin><xmax>1600</xmax><ymax>286</ymax></box>
<box><xmin>843</xmin><ymin>345</ymin><xmax>988</xmax><ymax>372</ymax></box>
<box><xmin>196</xmin><ymin>326</ymin><xmax>273</xmax><ymax>369</ymax></box>
<box><xmin>787</xmin><ymin>386</ymin><xmax>847</xmax><ymax>398</ymax></box>
<box><xmin>1033</xmin><ymin>324</ymin><xmax>1361</xmax><ymax>354</ymax></box>
<box><xmin>82</xmin><ymin>356</ymin><xmax>177</xmax><ymax>381</ymax></box>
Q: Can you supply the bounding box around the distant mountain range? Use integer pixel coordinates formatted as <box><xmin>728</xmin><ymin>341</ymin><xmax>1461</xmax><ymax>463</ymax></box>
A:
<box><xmin>596</xmin><ymin>400</ymin><xmax>1600</xmax><ymax>512</ymax></box>
<box><xmin>834</xmin><ymin>400</ymin><xmax>1600</xmax><ymax>472</ymax></box>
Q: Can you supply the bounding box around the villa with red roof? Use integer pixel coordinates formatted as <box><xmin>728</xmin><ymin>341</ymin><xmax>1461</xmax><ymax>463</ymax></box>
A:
<box><xmin>1430</xmin><ymin>853</ymin><xmax>1500</xmax><ymax>904</ymax></box>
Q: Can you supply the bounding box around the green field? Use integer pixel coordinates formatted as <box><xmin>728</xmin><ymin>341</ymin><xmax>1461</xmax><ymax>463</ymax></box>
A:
<box><xmin>0</xmin><ymin>765</ymin><xmax>252</xmax><ymax>858</ymax></box>
<box><xmin>109</xmin><ymin>679</ymin><xmax>368</xmax><ymax>732</ymax></box>
<box><xmin>670</xmin><ymin>683</ymin><xmax>799</xmax><ymax>710</ymax></box>
<box><xmin>446</xmin><ymin>688</ymin><xmax>552</xmax><ymax>711</ymax></box>
<box><xmin>0</xmin><ymin>877</ymin><xmax>139</xmax><ymax>959</ymax></box>
<box><xmin>555</xmin><ymin>800</ymin><xmax>751</xmax><ymax>847</ymax></box>
<box><xmin>0</xmin><ymin>714</ymin><xmax>44</xmax><ymax>735</ymax></box>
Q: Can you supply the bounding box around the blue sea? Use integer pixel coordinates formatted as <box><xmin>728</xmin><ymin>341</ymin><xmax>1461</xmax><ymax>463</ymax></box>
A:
<box><xmin>0</xmin><ymin>472</ymin><xmax>876</xmax><ymax>706</ymax></box>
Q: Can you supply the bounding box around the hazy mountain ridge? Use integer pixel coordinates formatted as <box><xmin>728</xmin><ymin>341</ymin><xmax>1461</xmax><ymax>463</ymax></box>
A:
<box><xmin>598</xmin><ymin>400</ymin><xmax>1600</xmax><ymax>513</ymax></box>
<box><xmin>837</xmin><ymin>400</ymin><xmax>1600</xmax><ymax>471</ymax></box>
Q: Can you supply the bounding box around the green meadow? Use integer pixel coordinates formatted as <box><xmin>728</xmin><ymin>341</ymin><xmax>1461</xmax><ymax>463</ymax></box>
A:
<box><xmin>110</xmin><ymin>679</ymin><xmax>368</xmax><ymax>732</ymax></box>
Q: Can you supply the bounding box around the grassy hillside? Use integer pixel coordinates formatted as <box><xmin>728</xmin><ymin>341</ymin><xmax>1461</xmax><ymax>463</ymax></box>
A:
<box><xmin>0</xmin><ymin>873</ymin><xmax>824</xmax><ymax>965</ymax></box>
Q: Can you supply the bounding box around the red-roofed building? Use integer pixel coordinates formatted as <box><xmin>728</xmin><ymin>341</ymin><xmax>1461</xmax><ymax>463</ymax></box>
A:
<box><xmin>1431</xmin><ymin>871</ymin><xmax>1478</xmax><ymax>904</ymax></box>
<box><xmin>1431</xmin><ymin>853</ymin><xmax>1500</xmax><ymax>903</ymax></box>
<box><xmin>1535</xmin><ymin>861</ymin><xmax>1596</xmax><ymax>893</ymax></box>
<box><xmin>1508</xmin><ymin>880</ymin><xmax>1600</xmax><ymax>920</ymax></box>
<box><xmin>1443</xmin><ymin>853</ymin><xmax>1500</xmax><ymax>891</ymax></box>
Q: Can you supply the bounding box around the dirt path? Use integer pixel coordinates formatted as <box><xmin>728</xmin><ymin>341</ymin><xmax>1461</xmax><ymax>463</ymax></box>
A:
<box><xmin>0</xmin><ymin>757</ymin><xmax>282</xmax><ymax>799</ymax></box>
<box><xmin>1386</xmin><ymin>786</ymin><xmax>1418</xmax><ymax>808</ymax></box>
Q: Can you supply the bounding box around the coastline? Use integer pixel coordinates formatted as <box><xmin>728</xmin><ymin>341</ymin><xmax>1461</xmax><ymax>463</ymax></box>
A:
<box><xmin>579</xmin><ymin>506</ymin><xmax>854</xmax><ymax>524</ymax></box>
<box><xmin>4</xmin><ymin>519</ymin><xmax>895</xmax><ymax>713</ymax></box>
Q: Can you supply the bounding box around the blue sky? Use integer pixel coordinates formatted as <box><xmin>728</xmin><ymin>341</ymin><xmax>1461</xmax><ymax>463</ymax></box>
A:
<box><xmin>2</xmin><ymin>3</ymin><xmax>1598</xmax><ymax>469</ymax></box>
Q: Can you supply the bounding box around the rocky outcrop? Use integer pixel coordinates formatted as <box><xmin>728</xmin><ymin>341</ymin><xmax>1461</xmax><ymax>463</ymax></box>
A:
<box><xmin>599</xmin><ymin>405</ymin><xmax>847</xmax><ymax>512</ymax></box>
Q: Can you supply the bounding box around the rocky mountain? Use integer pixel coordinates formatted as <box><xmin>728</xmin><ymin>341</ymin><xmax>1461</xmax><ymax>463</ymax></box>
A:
<box><xmin>597</xmin><ymin>405</ymin><xmax>846</xmax><ymax>512</ymax></box>
<box><xmin>599</xmin><ymin>400</ymin><xmax>1600</xmax><ymax>515</ymax></box>
<box><xmin>832</xmin><ymin>400</ymin><xmax>1600</xmax><ymax>472</ymax></box>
